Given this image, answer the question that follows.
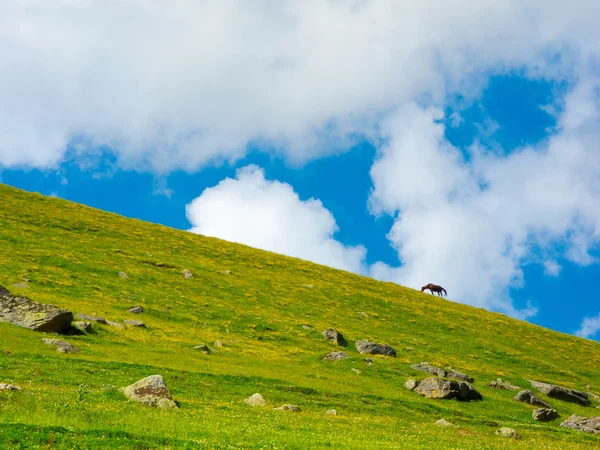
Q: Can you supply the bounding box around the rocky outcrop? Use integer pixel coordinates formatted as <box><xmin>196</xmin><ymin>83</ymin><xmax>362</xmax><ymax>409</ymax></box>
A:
<box><xmin>414</xmin><ymin>377</ymin><xmax>482</xmax><ymax>401</ymax></box>
<box><xmin>323</xmin><ymin>351</ymin><xmax>348</xmax><ymax>361</ymax></box>
<box><xmin>355</xmin><ymin>340</ymin><xmax>396</xmax><ymax>357</ymax></box>
<box><xmin>446</xmin><ymin>368</ymin><xmax>474</xmax><ymax>383</ymax></box>
<box><xmin>410</xmin><ymin>363</ymin><xmax>446</xmax><ymax>377</ymax></box>
<box><xmin>560</xmin><ymin>414</ymin><xmax>600</xmax><ymax>435</ymax></box>
<box><xmin>0</xmin><ymin>287</ymin><xmax>73</xmax><ymax>333</ymax></box>
<box><xmin>124</xmin><ymin>320</ymin><xmax>146</xmax><ymax>328</ymax></box>
<box><xmin>490</xmin><ymin>378</ymin><xmax>520</xmax><ymax>390</ymax></box>
<box><xmin>496</xmin><ymin>428</ymin><xmax>519</xmax><ymax>439</ymax></box>
<box><xmin>274</xmin><ymin>404</ymin><xmax>301</xmax><ymax>412</ymax></box>
<box><xmin>514</xmin><ymin>390</ymin><xmax>551</xmax><ymax>408</ymax></box>
<box><xmin>533</xmin><ymin>408</ymin><xmax>559</xmax><ymax>422</ymax></box>
<box><xmin>322</xmin><ymin>328</ymin><xmax>348</xmax><ymax>347</ymax></box>
<box><xmin>244</xmin><ymin>393</ymin><xmax>266</xmax><ymax>406</ymax></box>
<box><xmin>42</xmin><ymin>338</ymin><xmax>80</xmax><ymax>354</ymax></box>
<box><xmin>529</xmin><ymin>380</ymin><xmax>590</xmax><ymax>406</ymax></box>
<box><xmin>128</xmin><ymin>306</ymin><xmax>143</xmax><ymax>314</ymax></box>
<box><xmin>121</xmin><ymin>375</ymin><xmax>177</xmax><ymax>409</ymax></box>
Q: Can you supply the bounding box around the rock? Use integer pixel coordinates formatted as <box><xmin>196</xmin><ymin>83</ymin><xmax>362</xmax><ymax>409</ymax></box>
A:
<box><xmin>124</xmin><ymin>320</ymin><xmax>146</xmax><ymax>328</ymax></box>
<box><xmin>322</xmin><ymin>328</ymin><xmax>348</xmax><ymax>347</ymax></box>
<box><xmin>435</xmin><ymin>419</ymin><xmax>453</xmax><ymax>427</ymax></box>
<box><xmin>355</xmin><ymin>340</ymin><xmax>396</xmax><ymax>357</ymax></box>
<box><xmin>560</xmin><ymin>414</ymin><xmax>600</xmax><ymax>435</ymax></box>
<box><xmin>220</xmin><ymin>270</ymin><xmax>231</xmax><ymax>275</ymax></box>
<box><xmin>415</xmin><ymin>377</ymin><xmax>482</xmax><ymax>401</ymax></box>
<box><xmin>490</xmin><ymin>378</ymin><xmax>520</xmax><ymax>390</ymax></box>
<box><xmin>76</xmin><ymin>313</ymin><xmax>107</xmax><ymax>324</ymax></box>
<box><xmin>323</xmin><ymin>351</ymin><xmax>348</xmax><ymax>361</ymax></box>
<box><xmin>12</xmin><ymin>282</ymin><xmax>30</xmax><ymax>289</ymax></box>
<box><xmin>182</xmin><ymin>269</ymin><xmax>193</xmax><ymax>279</ymax></box>
<box><xmin>496</xmin><ymin>427</ymin><xmax>519</xmax><ymax>439</ymax></box>
<box><xmin>404</xmin><ymin>379</ymin><xmax>419</xmax><ymax>391</ymax></box>
<box><xmin>364</xmin><ymin>358</ymin><xmax>373</xmax><ymax>365</ymax></box>
<box><xmin>357</xmin><ymin>312</ymin><xmax>368</xmax><ymax>318</ymax></box>
<box><xmin>42</xmin><ymin>338</ymin><xmax>80</xmax><ymax>354</ymax></box>
<box><xmin>533</xmin><ymin>408</ymin><xmax>559</xmax><ymax>422</ymax></box>
<box><xmin>121</xmin><ymin>375</ymin><xmax>177</xmax><ymax>409</ymax></box>
<box><xmin>245</xmin><ymin>393</ymin><xmax>266</xmax><ymax>406</ymax></box>
<box><xmin>446</xmin><ymin>368</ymin><xmax>474</xmax><ymax>383</ymax></box>
<box><xmin>274</xmin><ymin>404</ymin><xmax>301</xmax><ymax>412</ymax></box>
<box><xmin>128</xmin><ymin>306</ymin><xmax>144</xmax><ymax>314</ymax></box>
<box><xmin>514</xmin><ymin>390</ymin><xmax>551</xmax><ymax>408</ymax></box>
<box><xmin>107</xmin><ymin>320</ymin><xmax>124</xmax><ymax>329</ymax></box>
<box><xmin>118</xmin><ymin>271</ymin><xmax>129</xmax><ymax>279</ymax></box>
<box><xmin>73</xmin><ymin>321</ymin><xmax>92</xmax><ymax>333</ymax></box>
<box><xmin>529</xmin><ymin>380</ymin><xmax>590</xmax><ymax>406</ymax></box>
<box><xmin>326</xmin><ymin>409</ymin><xmax>337</xmax><ymax>415</ymax></box>
<box><xmin>0</xmin><ymin>383</ymin><xmax>21</xmax><ymax>391</ymax></box>
<box><xmin>410</xmin><ymin>363</ymin><xmax>447</xmax><ymax>377</ymax></box>
<box><xmin>0</xmin><ymin>287</ymin><xmax>73</xmax><ymax>333</ymax></box>
<box><xmin>351</xmin><ymin>368</ymin><xmax>361</xmax><ymax>374</ymax></box>
<box><xmin>302</xmin><ymin>284</ymin><xmax>314</xmax><ymax>289</ymax></box>
<box><xmin>194</xmin><ymin>344</ymin><xmax>214</xmax><ymax>354</ymax></box>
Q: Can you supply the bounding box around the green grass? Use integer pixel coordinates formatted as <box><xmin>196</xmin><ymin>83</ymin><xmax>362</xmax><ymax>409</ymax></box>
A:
<box><xmin>1</xmin><ymin>183</ymin><xmax>600</xmax><ymax>449</ymax></box>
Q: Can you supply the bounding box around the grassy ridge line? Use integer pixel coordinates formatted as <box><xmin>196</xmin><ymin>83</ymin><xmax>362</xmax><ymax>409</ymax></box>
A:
<box><xmin>1</xmin><ymin>182</ymin><xmax>600</xmax><ymax>449</ymax></box>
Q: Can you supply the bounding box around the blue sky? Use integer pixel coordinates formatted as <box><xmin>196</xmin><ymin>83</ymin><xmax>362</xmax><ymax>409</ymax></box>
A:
<box><xmin>2</xmin><ymin>1</ymin><xmax>600</xmax><ymax>340</ymax></box>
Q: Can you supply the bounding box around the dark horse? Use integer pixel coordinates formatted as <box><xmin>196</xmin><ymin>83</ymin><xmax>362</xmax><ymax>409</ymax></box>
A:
<box><xmin>421</xmin><ymin>283</ymin><xmax>447</xmax><ymax>297</ymax></box>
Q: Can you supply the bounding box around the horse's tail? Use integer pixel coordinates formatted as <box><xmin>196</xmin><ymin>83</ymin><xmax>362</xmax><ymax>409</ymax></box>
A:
<box><xmin>442</xmin><ymin>288</ymin><xmax>447</xmax><ymax>297</ymax></box>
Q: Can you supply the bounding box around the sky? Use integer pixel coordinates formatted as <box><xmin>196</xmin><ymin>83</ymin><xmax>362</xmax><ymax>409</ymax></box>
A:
<box><xmin>2</xmin><ymin>1</ymin><xmax>600</xmax><ymax>340</ymax></box>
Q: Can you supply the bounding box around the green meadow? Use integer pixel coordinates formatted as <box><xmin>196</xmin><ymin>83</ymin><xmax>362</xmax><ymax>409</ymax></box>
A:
<box><xmin>1</xmin><ymin>183</ymin><xmax>599</xmax><ymax>449</ymax></box>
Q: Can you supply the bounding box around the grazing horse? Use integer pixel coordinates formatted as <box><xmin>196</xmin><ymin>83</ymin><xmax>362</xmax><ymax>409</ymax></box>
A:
<box><xmin>421</xmin><ymin>283</ymin><xmax>447</xmax><ymax>297</ymax></box>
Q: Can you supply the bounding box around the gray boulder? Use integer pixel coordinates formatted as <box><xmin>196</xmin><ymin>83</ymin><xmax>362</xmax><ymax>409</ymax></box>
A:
<box><xmin>533</xmin><ymin>408</ymin><xmax>559</xmax><ymax>422</ymax></box>
<box><xmin>0</xmin><ymin>383</ymin><xmax>21</xmax><ymax>391</ymax></box>
<box><xmin>118</xmin><ymin>271</ymin><xmax>129</xmax><ymax>279</ymax></box>
<box><xmin>446</xmin><ymin>368</ymin><xmax>474</xmax><ymax>383</ymax></box>
<box><xmin>0</xmin><ymin>287</ymin><xmax>73</xmax><ymax>333</ymax></box>
<box><xmin>73</xmin><ymin>321</ymin><xmax>92</xmax><ymax>333</ymax></box>
<box><xmin>490</xmin><ymin>378</ymin><xmax>520</xmax><ymax>390</ymax></box>
<box><xmin>322</xmin><ymin>328</ymin><xmax>348</xmax><ymax>347</ymax></box>
<box><xmin>496</xmin><ymin>427</ymin><xmax>519</xmax><ymax>439</ymax></box>
<box><xmin>128</xmin><ymin>306</ymin><xmax>144</xmax><ymax>314</ymax></box>
<box><xmin>121</xmin><ymin>375</ymin><xmax>177</xmax><ymax>409</ymax></box>
<box><xmin>124</xmin><ymin>320</ymin><xmax>146</xmax><ymax>328</ymax></box>
<box><xmin>274</xmin><ymin>404</ymin><xmax>301</xmax><ymax>412</ymax></box>
<box><xmin>410</xmin><ymin>363</ymin><xmax>447</xmax><ymax>377</ymax></box>
<box><xmin>107</xmin><ymin>320</ymin><xmax>123</xmax><ymax>329</ymax></box>
<box><xmin>560</xmin><ymin>414</ymin><xmax>600</xmax><ymax>435</ymax></box>
<box><xmin>42</xmin><ymin>338</ymin><xmax>80</xmax><ymax>354</ymax></box>
<box><xmin>245</xmin><ymin>393</ymin><xmax>266</xmax><ymax>406</ymax></box>
<box><xmin>355</xmin><ymin>340</ymin><xmax>396</xmax><ymax>357</ymax></box>
<box><xmin>182</xmin><ymin>269</ymin><xmax>193</xmax><ymax>279</ymax></box>
<box><xmin>514</xmin><ymin>390</ymin><xmax>551</xmax><ymax>408</ymax></box>
<box><xmin>76</xmin><ymin>313</ymin><xmax>107</xmax><ymax>324</ymax></box>
<box><xmin>325</xmin><ymin>409</ymin><xmax>337</xmax><ymax>415</ymax></box>
<box><xmin>323</xmin><ymin>351</ymin><xmax>348</xmax><ymax>361</ymax></box>
<box><xmin>435</xmin><ymin>419</ymin><xmax>453</xmax><ymax>427</ymax></box>
<box><xmin>529</xmin><ymin>380</ymin><xmax>590</xmax><ymax>406</ymax></box>
<box><xmin>415</xmin><ymin>377</ymin><xmax>481</xmax><ymax>401</ymax></box>
<box><xmin>404</xmin><ymin>379</ymin><xmax>419</xmax><ymax>391</ymax></box>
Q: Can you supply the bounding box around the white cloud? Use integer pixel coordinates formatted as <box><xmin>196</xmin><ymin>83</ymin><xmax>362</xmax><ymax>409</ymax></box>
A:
<box><xmin>186</xmin><ymin>165</ymin><xmax>366</xmax><ymax>273</ymax></box>
<box><xmin>543</xmin><ymin>260</ymin><xmax>561</xmax><ymax>277</ymax></box>
<box><xmin>1</xmin><ymin>1</ymin><xmax>600</xmax><ymax>171</ymax></box>
<box><xmin>575</xmin><ymin>313</ymin><xmax>600</xmax><ymax>339</ymax></box>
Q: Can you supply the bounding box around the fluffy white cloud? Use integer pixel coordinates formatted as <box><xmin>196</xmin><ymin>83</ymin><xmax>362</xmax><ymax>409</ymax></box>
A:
<box><xmin>575</xmin><ymin>314</ymin><xmax>600</xmax><ymax>339</ymax></box>
<box><xmin>186</xmin><ymin>165</ymin><xmax>366</xmax><ymax>273</ymax></box>
<box><xmin>1</xmin><ymin>1</ymin><xmax>600</xmax><ymax>171</ymax></box>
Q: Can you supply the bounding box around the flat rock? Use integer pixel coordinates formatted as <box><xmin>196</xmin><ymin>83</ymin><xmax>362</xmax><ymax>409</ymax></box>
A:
<box><xmin>0</xmin><ymin>383</ymin><xmax>22</xmax><ymax>391</ymax></box>
<box><xmin>529</xmin><ymin>380</ymin><xmax>590</xmax><ymax>406</ymax></box>
<box><xmin>496</xmin><ymin>427</ymin><xmax>519</xmax><ymax>439</ymax></box>
<box><xmin>76</xmin><ymin>313</ymin><xmax>107</xmax><ymax>324</ymax></box>
<box><xmin>325</xmin><ymin>409</ymin><xmax>337</xmax><ymax>415</ymax></box>
<box><xmin>323</xmin><ymin>351</ymin><xmax>348</xmax><ymax>361</ymax></box>
<box><xmin>107</xmin><ymin>320</ymin><xmax>124</xmax><ymax>329</ymax></box>
<box><xmin>514</xmin><ymin>390</ymin><xmax>551</xmax><ymax>408</ymax></box>
<box><xmin>404</xmin><ymin>379</ymin><xmax>419</xmax><ymax>391</ymax></box>
<box><xmin>128</xmin><ymin>306</ymin><xmax>144</xmax><ymax>314</ymax></box>
<box><xmin>124</xmin><ymin>320</ymin><xmax>146</xmax><ymax>328</ymax></box>
<box><xmin>446</xmin><ymin>368</ymin><xmax>474</xmax><ymax>383</ymax></box>
<box><xmin>118</xmin><ymin>271</ymin><xmax>129</xmax><ymax>279</ymax></box>
<box><xmin>73</xmin><ymin>321</ymin><xmax>92</xmax><ymax>333</ymax></box>
<box><xmin>533</xmin><ymin>408</ymin><xmax>559</xmax><ymax>422</ymax></box>
<box><xmin>302</xmin><ymin>284</ymin><xmax>314</xmax><ymax>289</ymax></box>
<box><xmin>322</xmin><ymin>328</ymin><xmax>348</xmax><ymax>347</ymax></box>
<box><xmin>220</xmin><ymin>270</ymin><xmax>231</xmax><ymax>275</ymax></box>
<box><xmin>490</xmin><ymin>378</ymin><xmax>520</xmax><ymax>390</ymax></box>
<box><xmin>355</xmin><ymin>340</ymin><xmax>396</xmax><ymax>357</ymax></box>
<box><xmin>351</xmin><ymin>368</ymin><xmax>361</xmax><ymax>374</ymax></box>
<box><xmin>42</xmin><ymin>338</ymin><xmax>80</xmax><ymax>354</ymax></box>
<box><xmin>415</xmin><ymin>377</ymin><xmax>482</xmax><ymax>401</ymax></box>
<box><xmin>182</xmin><ymin>269</ymin><xmax>193</xmax><ymax>279</ymax></box>
<box><xmin>194</xmin><ymin>344</ymin><xmax>214</xmax><ymax>354</ymax></box>
<box><xmin>245</xmin><ymin>393</ymin><xmax>266</xmax><ymax>406</ymax></box>
<box><xmin>560</xmin><ymin>414</ymin><xmax>600</xmax><ymax>435</ymax></box>
<box><xmin>121</xmin><ymin>375</ymin><xmax>177</xmax><ymax>409</ymax></box>
<box><xmin>0</xmin><ymin>287</ymin><xmax>73</xmax><ymax>333</ymax></box>
<box><xmin>274</xmin><ymin>404</ymin><xmax>301</xmax><ymax>412</ymax></box>
<box><xmin>410</xmin><ymin>363</ymin><xmax>447</xmax><ymax>377</ymax></box>
<box><xmin>357</xmin><ymin>312</ymin><xmax>368</xmax><ymax>318</ymax></box>
<box><xmin>435</xmin><ymin>419</ymin><xmax>453</xmax><ymax>427</ymax></box>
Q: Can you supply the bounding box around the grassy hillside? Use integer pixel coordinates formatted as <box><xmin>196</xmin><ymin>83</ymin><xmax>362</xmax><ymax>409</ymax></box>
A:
<box><xmin>1</xmin><ymin>183</ymin><xmax>600</xmax><ymax>449</ymax></box>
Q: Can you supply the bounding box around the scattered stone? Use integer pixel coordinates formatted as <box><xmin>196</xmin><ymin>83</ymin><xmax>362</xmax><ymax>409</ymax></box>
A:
<box><xmin>325</xmin><ymin>409</ymin><xmax>337</xmax><ymax>415</ymax></box>
<box><xmin>357</xmin><ymin>312</ymin><xmax>368</xmax><ymax>318</ymax></box>
<box><xmin>245</xmin><ymin>393</ymin><xmax>266</xmax><ymax>406</ymax></box>
<box><xmin>529</xmin><ymin>380</ymin><xmax>590</xmax><ymax>406</ymax></box>
<box><xmin>214</xmin><ymin>340</ymin><xmax>223</xmax><ymax>347</ymax></box>
<box><xmin>364</xmin><ymin>358</ymin><xmax>373</xmax><ymax>365</ymax></box>
<box><xmin>435</xmin><ymin>419</ymin><xmax>453</xmax><ymax>427</ymax></box>
<box><xmin>496</xmin><ymin>427</ymin><xmax>519</xmax><ymax>439</ymax></box>
<box><xmin>0</xmin><ymin>383</ymin><xmax>21</xmax><ymax>391</ymax></box>
<box><xmin>302</xmin><ymin>284</ymin><xmax>314</xmax><ymax>289</ymax></box>
<box><xmin>220</xmin><ymin>270</ymin><xmax>231</xmax><ymax>275</ymax></box>
<box><xmin>323</xmin><ymin>351</ymin><xmax>348</xmax><ymax>361</ymax></box>
<box><xmin>128</xmin><ymin>306</ymin><xmax>144</xmax><ymax>314</ymax></box>
<box><xmin>194</xmin><ymin>344</ymin><xmax>214</xmax><ymax>354</ymax></box>
<box><xmin>124</xmin><ymin>320</ymin><xmax>146</xmax><ymax>328</ymax></box>
<box><xmin>415</xmin><ymin>377</ymin><xmax>482</xmax><ymax>401</ymax></box>
<box><xmin>322</xmin><ymin>328</ymin><xmax>348</xmax><ymax>347</ymax></box>
<box><xmin>404</xmin><ymin>379</ymin><xmax>419</xmax><ymax>391</ymax></box>
<box><xmin>560</xmin><ymin>414</ymin><xmax>600</xmax><ymax>435</ymax></box>
<box><xmin>76</xmin><ymin>313</ymin><xmax>107</xmax><ymax>324</ymax></box>
<box><xmin>12</xmin><ymin>282</ymin><xmax>30</xmax><ymax>289</ymax></box>
<box><xmin>514</xmin><ymin>390</ymin><xmax>551</xmax><ymax>408</ymax></box>
<box><xmin>351</xmin><ymin>368</ymin><xmax>362</xmax><ymax>374</ymax></box>
<box><xmin>121</xmin><ymin>375</ymin><xmax>177</xmax><ymax>409</ymax></box>
<box><xmin>355</xmin><ymin>340</ymin><xmax>396</xmax><ymax>357</ymax></box>
<box><xmin>42</xmin><ymin>338</ymin><xmax>80</xmax><ymax>354</ymax></box>
<box><xmin>302</xmin><ymin>325</ymin><xmax>313</xmax><ymax>330</ymax></box>
<box><xmin>182</xmin><ymin>269</ymin><xmax>193</xmax><ymax>279</ymax></box>
<box><xmin>274</xmin><ymin>404</ymin><xmax>301</xmax><ymax>412</ymax></box>
<box><xmin>533</xmin><ymin>408</ymin><xmax>559</xmax><ymax>422</ymax></box>
<box><xmin>73</xmin><ymin>321</ymin><xmax>92</xmax><ymax>333</ymax></box>
<box><xmin>0</xmin><ymin>287</ymin><xmax>73</xmax><ymax>333</ymax></box>
<box><xmin>410</xmin><ymin>363</ymin><xmax>447</xmax><ymax>377</ymax></box>
<box><xmin>490</xmin><ymin>378</ymin><xmax>520</xmax><ymax>390</ymax></box>
<box><xmin>118</xmin><ymin>271</ymin><xmax>129</xmax><ymax>279</ymax></box>
<box><xmin>107</xmin><ymin>320</ymin><xmax>124</xmax><ymax>329</ymax></box>
<box><xmin>446</xmin><ymin>368</ymin><xmax>474</xmax><ymax>383</ymax></box>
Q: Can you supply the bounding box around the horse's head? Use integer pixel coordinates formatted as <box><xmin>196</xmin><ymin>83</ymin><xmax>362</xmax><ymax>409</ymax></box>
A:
<box><xmin>421</xmin><ymin>285</ymin><xmax>427</xmax><ymax>292</ymax></box>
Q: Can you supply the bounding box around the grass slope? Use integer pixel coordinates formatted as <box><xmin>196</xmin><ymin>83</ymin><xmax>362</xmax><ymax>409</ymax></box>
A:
<box><xmin>1</xmin><ymin>183</ymin><xmax>599</xmax><ymax>449</ymax></box>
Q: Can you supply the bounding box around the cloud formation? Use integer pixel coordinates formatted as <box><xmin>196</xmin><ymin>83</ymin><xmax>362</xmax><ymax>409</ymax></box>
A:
<box><xmin>186</xmin><ymin>165</ymin><xmax>366</xmax><ymax>273</ymax></box>
<box><xmin>575</xmin><ymin>313</ymin><xmax>600</xmax><ymax>339</ymax></box>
